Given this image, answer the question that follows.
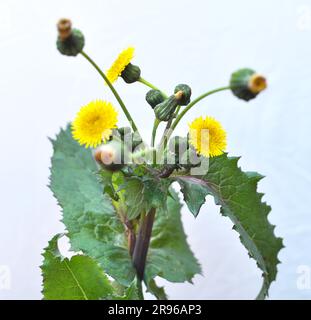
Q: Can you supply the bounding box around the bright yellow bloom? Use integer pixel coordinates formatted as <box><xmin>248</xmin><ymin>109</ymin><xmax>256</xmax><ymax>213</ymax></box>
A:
<box><xmin>72</xmin><ymin>100</ymin><xmax>118</xmax><ymax>148</ymax></box>
<box><xmin>189</xmin><ymin>116</ymin><xmax>227</xmax><ymax>157</ymax></box>
<box><xmin>106</xmin><ymin>47</ymin><xmax>135</xmax><ymax>83</ymax></box>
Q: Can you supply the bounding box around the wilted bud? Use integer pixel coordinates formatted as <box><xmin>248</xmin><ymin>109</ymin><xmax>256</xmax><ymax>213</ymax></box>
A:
<box><xmin>174</xmin><ymin>84</ymin><xmax>192</xmax><ymax>105</ymax></box>
<box><xmin>230</xmin><ymin>68</ymin><xmax>267</xmax><ymax>101</ymax></box>
<box><xmin>57</xmin><ymin>18</ymin><xmax>72</xmax><ymax>41</ymax></box>
<box><xmin>94</xmin><ymin>141</ymin><xmax>130</xmax><ymax>171</ymax></box>
<box><xmin>56</xmin><ymin>18</ymin><xmax>85</xmax><ymax>56</ymax></box>
<box><xmin>248</xmin><ymin>73</ymin><xmax>267</xmax><ymax>94</ymax></box>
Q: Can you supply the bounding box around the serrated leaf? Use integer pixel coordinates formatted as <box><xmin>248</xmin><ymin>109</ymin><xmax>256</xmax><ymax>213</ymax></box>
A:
<box><xmin>143</xmin><ymin>178</ymin><xmax>170</xmax><ymax>212</ymax></box>
<box><xmin>178</xmin><ymin>179</ymin><xmax>209</xmax><ymax>216</ymax></box>
<box><xmin>176</xmin><ymin>154</ymin><xmax>283</xmax><ymax>299</ymax></box>
<box><xmin>146</xmin><ymin>191</ymin><xmax>201</xmax><ymax>284</ymax></box>
<box><xmin>49</xmin><ymin>125</ymin><xmax>135</xmax><ymax>286</ymax></box>
<box><xmin>41</xmin><ymin>234</ymin><xmax>114</xmax><ymax>300</ymax></box>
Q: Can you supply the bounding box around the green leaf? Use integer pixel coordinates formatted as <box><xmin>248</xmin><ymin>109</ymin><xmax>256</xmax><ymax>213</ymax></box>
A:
<box><xmin>41</xmin><ymin>234</ymin><xmax>114</xmax><ymax>300</ymax></box>
<box><xmin>178</xmin><ymin>179</ymin><xmax>209</xmax><ymax>216</ymax></box>
<box><xmin>123</xmin><ymin>178</ymin><xmax>145</xmax><ymax>219</ymax></box>
<box><xmin>122</xmin><ymin>176</ymin><xmax>170</xmax><ymax>220</ymax></box>
<box><xmin>176</xmin><ymin>154</ymin><xmax>283</xmax><ymax>299</ymax></box>
<box><xmin>107</xmin><ymin>279</ymin><xmax>139</xmax><ymax>300</ymax></box>
<box><xmin>49</xmin><ymin>125</ymin><xmax>135</xmax><ymax>286</ymax></box>
<box><xmin>146</xmin><ymin>190</ymin><xmax>201</xmax><ymax>284</ymax></box>
<box><xmin>146</xmin><ymin>279</ymin><xmax>168</xmax><ymax>300</ymax></box>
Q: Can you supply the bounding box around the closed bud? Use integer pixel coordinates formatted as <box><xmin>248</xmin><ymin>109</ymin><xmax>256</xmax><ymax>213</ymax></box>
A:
<box><xmin>121</xmin><ymin>63</ymin><xmax>141</xmax><ymax>83</ymax></box>
<box><xmin>230</xmin><ymin>68</ymin><xmax>267</xmax><ymax>101</ymax></box>
<box><xmin>56</xmin><ymin>18</ymin><xmax>85</xmax><ymax>56</ymax></box>
<box><xmin>154</xmin><ymin>95</ymin><xmax>179</xmax><ymax>122</ymax></box>
<box><xmin>146</xmin><ymin>90</ymin><xmax>165</xmax><ymax>109</ymax></box>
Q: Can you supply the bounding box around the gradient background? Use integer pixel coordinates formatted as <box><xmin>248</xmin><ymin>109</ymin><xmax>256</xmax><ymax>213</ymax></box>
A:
<box><xmin>0</xmin><ymin>0</ymin><xmax>310</xmax><ymax>299</ymax></box>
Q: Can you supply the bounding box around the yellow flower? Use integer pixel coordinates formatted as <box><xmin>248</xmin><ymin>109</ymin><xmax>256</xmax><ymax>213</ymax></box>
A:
<box><xmin>106</xmin><ymin>47</ymin><xmax>135</xmax><ymax>83</ymax></box>
<box><xmin>72</xmin><ymin>100</ymin><xmax>118</xmax><ymax>148</ymax></box>
<box><xmin>189</xmin><ymin>116</ymin><xmax>227</xmax><ymax>157</ymax></box>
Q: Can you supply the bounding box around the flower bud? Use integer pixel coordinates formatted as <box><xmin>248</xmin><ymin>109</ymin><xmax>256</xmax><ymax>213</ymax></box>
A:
<box><xmin>230</xmin><ymin>68</ymin><xmax>267</xmax><ymax>101</ymax></box>
<box><xmin>121</xmin><ymin>63</ymin><xmax>141</xmax><ymax>83</ymax></box>
<box><xmin>56</xmin><ymin>18</ymin><xmax>85</xmax><ymax>56</ymax></box>
<box><xmin>174</xmin><ymin>84</ymin><xmax>192</xmax><ymax>105</ymax></box>
<box><xmin>154</xmin><ymin>94</ymin><xmax>179</xmax><ymax>121</ymax></box>
<box><xmin>145</xmin><ymin>90</ymin><xmax>165</xmax><ymax>109</ymax></box>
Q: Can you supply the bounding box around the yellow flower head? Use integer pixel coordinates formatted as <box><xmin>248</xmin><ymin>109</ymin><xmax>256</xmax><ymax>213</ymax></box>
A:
<box><xmin>106</xmin><ymin>47</ymin><xmax>135</xmax><ymax>83</ymax></box>
<box><xmin>72</xmin><ymin>100</ymin><xmax>118</xmax><ymax>148</ymax></box>
<box><xmin>189</xmin><ymin>116</ymin><xmax>227</xmax><ymax>157</ymax></box>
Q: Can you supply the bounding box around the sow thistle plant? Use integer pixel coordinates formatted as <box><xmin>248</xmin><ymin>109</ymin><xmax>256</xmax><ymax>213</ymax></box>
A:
<box><xmin>41</xmin><ymin>19</ymin><xmax>283</xmax><ymax>300</ymax></box>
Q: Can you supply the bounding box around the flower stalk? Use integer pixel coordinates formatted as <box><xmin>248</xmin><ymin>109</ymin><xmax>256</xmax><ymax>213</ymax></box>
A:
<box><xmin>164</xmin><ymin>86</ymin><xmax>231</xmax><ymax>147</ymax></box>
<box><xmin>80</xmin><ymin>51</ymin><xmax>139</xmax><ymax>135</ymax></box>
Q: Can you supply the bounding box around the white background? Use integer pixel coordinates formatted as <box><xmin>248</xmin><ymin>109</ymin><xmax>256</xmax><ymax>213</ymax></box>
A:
<box><xmin>0</xmin><ymin>0</ymin><xmax>311</xmax><ymax>299</ymax></box>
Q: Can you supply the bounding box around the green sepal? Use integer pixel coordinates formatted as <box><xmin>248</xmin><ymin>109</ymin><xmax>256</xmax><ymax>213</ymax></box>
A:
<box><xmin>154</xmin><ymin>95</ymin><xmax>179</xmax><ymax>121</ymax></box>
<box><xmin>121</xmin><ymin>63</ymin><xmax>141</xmax><ymax>83</ymax></box>
<box><xmin>56</xmin><ymin>28</ymin><xmax>85</xmax><ymax>56</ymax></box>
<box><xmin>230</xmin><ymin>68</ymin><xmax>257</xmax><ymax>101</ymax></box>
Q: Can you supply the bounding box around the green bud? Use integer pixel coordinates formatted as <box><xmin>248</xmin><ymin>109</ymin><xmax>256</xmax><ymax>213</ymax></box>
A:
<box><xmin>145</xmin><ymin>89</ymin><xmax>165</xmax><ymax>109</ymax></box>
<box><xmin>154</xmin><ymin>94</ymin><xmax>180</xmax><ymax>122</ymax></box>
<box><xmin>121</xmin><ymin>63</ymin><xmax>141</xmax><ymax>83</ymax></box>
<box><xmin>174</xmin><ymin>84</ymin><xmax>192</xmax><ymax>105</ymax></box>
<box><xmin>230</xmin><ymin>68</ymin><xmax>267</xmax><ymax>101</ymax></box>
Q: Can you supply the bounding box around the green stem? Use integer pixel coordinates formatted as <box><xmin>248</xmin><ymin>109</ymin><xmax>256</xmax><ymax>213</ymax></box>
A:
<box><xmin>151</xmin><ymin>119</ymin><xmax>160</xmax><ymax>148</ymax></box>
<box><xmin>139</xmin><ymin>77</ymin><xmax>167</xmax><ymax>98</ymax></box>
<box><xmin>138</xmin><ymin>77</ymin><xmax>168</xmax><ymax>157</ymax></box>
<box><xmin>80</xmin><ymin>51</ymin><xmax>139</xmax><ymax>134</ymax></box>
<box><xmin>132</xmin><ymin>209</ymin><xmax>156</xmax><ymax>284</ymax></box>
<box><xmin>166</xmin><ymin>86</ymin><xmax>230</xmax><ymax>145</ymax></box>
<box><xmin>136</xmin><ymin>278</ymin><xmax>144</xmax><ymax>300</ymax></box>
<box><xmin>151</xmin><ymin>119</ymin><xmax>160</xmax><ymax>165</ymax></box>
